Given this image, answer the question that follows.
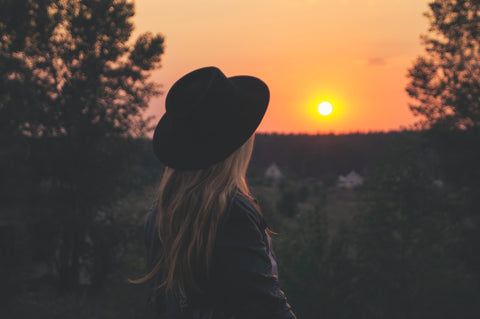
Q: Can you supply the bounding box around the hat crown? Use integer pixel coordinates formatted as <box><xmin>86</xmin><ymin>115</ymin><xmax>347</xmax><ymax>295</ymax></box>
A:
<box><xmin>166</xmin><ymin>67</ymin><xmax>234</xmax><ymax>119</ymax></box>
<box><xmin>153</xmin><ymin>66</ymin><xmax>269</xmax><ymax>170</ymax></box>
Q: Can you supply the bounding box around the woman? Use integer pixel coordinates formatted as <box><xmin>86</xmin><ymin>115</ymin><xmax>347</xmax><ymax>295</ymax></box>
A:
<box><xmin>138</xmin><ymin>67</ymin><xmax>296</xmax><ymax>319</ymax></box>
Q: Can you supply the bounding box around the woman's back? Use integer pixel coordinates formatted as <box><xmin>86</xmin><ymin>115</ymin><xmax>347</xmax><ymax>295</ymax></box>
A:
<box><xmin>144</xmin><ymin>193</ymin><xmax>296</xmax><ymax>319</ymax></box>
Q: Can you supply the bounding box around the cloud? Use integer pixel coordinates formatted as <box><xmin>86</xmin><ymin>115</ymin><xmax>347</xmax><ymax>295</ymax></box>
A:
<box><xmin>367</xmin><ymin>57</ymin><xmax>387</xmax><ymax>66</ymax></box>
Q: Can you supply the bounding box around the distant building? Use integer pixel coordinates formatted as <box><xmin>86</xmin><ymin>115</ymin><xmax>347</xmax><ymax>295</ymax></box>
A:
<box><xmin>337</xmin><ymin>171</ymin><xmax>363</xmax><ymax>189</ymax></box>
<box><xmin>265</xmin><ymin>163</ymin><xmax>284</xmax><ymax>182</ymax></box>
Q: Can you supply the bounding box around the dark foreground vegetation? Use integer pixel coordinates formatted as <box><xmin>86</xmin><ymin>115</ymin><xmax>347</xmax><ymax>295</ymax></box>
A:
<box><xmin>2</xmin><ymin>130</ymin><xmax>480</xmax><ymax>319</ymax></box>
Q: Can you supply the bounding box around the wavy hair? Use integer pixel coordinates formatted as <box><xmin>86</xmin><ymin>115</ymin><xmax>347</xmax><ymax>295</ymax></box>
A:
<box><xmin>131</xmin><ymin>135</ymin><xmax>256</xmax><ymax>297</ymax></box>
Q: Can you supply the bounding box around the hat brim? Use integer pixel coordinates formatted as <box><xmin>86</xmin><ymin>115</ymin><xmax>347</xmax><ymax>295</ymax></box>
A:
<box><xmin>153</xmin><ymin>75</ymin><xmax>269</xmax><ymax>170</ymax></box>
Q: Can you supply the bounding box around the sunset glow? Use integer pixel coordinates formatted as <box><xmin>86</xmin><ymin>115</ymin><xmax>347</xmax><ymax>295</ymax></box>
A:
<box><xmin>133</xmin><ymin>0</ymin><xmax>430</xmax><ymax>134</ymax></box>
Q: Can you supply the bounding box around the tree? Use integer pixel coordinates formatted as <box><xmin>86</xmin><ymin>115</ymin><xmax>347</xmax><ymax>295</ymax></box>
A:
<box><xmin>0</xmin><ymin>0</ymin><xmax>164</xmax><ymax>138</ymax></box>
<box><xmin>406</xmin><ymin>0</ymin><xmax>480</xmax><ymax>130</ymax></box>
<box><xmin>0</xmin><ymin>0</ymin><xmax>164</xmax><ymax>290</ymax></box>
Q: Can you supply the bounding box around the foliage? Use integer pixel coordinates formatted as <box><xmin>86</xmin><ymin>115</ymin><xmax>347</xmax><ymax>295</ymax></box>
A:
<box><xmin>351</xmin><ymin>132</ymin><xmax>480</xmax><ymax>319</ymax></box>
<box><xmin>0</xmin><ymin>0</ymin><xmax>164</xmax><ymax>138</ymax></box>
<box><xmin>0</xmin><ymin>0</ymin><xmax>164</xmax><ymax>291</ymax></box>
<box><xmin>256</xmin><ymin>178</ymin><xmax>358</xmax><ymax>319</ymax></box>
<box><xmin>406</xmin><ymin>0</ymin><xmax>480</xmax><ymax>130</ymax></box>
<box><xmin>424</xmin><ymin>127</ymin><xmax>480</xmax><ymax>285</ymax></box>
<box><xmin>251</xmin><ymin>132</ymin><xmax>393</xmax><ymax>179</ymax></box>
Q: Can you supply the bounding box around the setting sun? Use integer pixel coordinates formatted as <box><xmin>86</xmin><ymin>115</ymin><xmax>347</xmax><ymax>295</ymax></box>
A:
<box><xmin>318</xmin><ymin>102</ymin><xmax>333</xmax><ymax>116</ymax></box>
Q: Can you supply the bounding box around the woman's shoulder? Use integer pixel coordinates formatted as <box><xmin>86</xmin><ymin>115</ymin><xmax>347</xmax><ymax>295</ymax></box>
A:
<box><xmin>222</xmin><ymin>193</ymin><xmax>268</xmax><ymax>233</ymax></box>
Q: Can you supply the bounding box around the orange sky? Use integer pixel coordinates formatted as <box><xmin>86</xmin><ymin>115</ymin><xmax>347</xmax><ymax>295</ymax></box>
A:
<box><xmin>133</xmin><ymin>0</ymin><xmax>430</xmax><ymax>134</ymax></box>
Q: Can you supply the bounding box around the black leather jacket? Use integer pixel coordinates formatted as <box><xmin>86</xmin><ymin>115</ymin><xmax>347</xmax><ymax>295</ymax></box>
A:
<box><xmin>144</xmin><ymin>193</ymin><xmax>297</xmax><ymax>319</ymax></box>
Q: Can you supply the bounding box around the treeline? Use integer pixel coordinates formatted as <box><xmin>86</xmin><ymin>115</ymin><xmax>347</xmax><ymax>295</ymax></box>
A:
<box><xmin>115</xmin><ymin>131</ymin><xmax>414</xmax><ymax>180</ymax></box>
<box><xmin>250</xmin><ymin>131</ymin><xmax>415</xmax><ymax>178</ymax></box>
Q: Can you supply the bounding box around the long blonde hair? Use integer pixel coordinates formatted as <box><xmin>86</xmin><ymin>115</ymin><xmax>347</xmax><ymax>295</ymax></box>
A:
<box><xmin>132</xmin><ymin>135</ymin><xmax>256</xmax><ymax>297</ymax></box>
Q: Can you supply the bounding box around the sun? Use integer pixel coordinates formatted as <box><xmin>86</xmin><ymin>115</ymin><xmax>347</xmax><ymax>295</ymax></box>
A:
<box><xmin>318</xmin><ymin>101</ymin><xmax>333</xmax><ymax>116</ymax></box>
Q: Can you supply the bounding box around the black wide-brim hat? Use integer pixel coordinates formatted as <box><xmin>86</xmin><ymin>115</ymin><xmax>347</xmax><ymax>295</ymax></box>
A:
<box><xmin>153</xmin><ymin>66</ymin><xmax>269</xmax><ymax>170</ymax></box>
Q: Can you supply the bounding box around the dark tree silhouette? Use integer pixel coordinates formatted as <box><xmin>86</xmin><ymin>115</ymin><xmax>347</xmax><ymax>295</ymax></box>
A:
<box><xmin>0</xmin><ymin>0</ymin><xmax>164</xmax><ymax>138</ymax></box>
<box><xmin>406</xmin><ymin>0</ymin><xmax>480</xmax><ymax>130</ymax></box>
<box><xmin>0</xmin><ymin>0</ymin><xmax>164</xmax><ymax>290</ymax></box>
